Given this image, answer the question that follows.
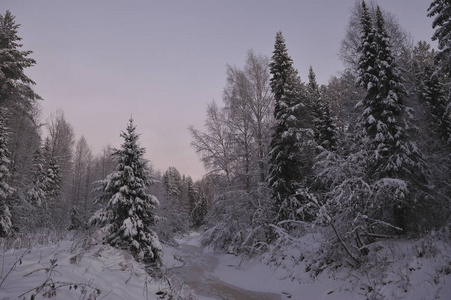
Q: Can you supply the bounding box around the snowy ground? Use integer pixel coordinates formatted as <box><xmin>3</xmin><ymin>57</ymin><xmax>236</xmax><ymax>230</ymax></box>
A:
<box><xmin>1</xmin><ymin>229</ymin><xmax>450</xmax><ymax>300</ymax></box>
<box><xmin>169</xmin><ymin>230</ymin><xmax>451</xmax><ymax>300</ymax></box>
<box><xmin>0</xmin><ymin>231</ymin><xmax>187</xmax><ymax>300</ymax></box>
<box><xmin>169</xmin><ymin>233</ymin><xmax>361</xmax><ymax>300</ymax></box>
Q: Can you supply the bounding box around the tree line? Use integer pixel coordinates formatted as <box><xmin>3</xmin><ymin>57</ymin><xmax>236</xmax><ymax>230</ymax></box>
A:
<box><xmin>191</xmin><ymin>0</ymin><xmax>451</xmax><ymax>264</ymax></box>
<box><xmin>1</xmin><ymin>0</ymin><xmax>450</xmax><ymax>268</ymax></box>
<box><xmin>0</xmin><ymin>9</ymin><xmax>211</xmax><ymax>267</ymax></box>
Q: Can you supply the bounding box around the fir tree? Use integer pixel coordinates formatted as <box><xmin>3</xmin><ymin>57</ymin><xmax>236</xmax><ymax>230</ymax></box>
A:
<box><xmin>422</xmin><ymin>71</ymin><xmax>451</xmax><ymax>144</ymax></box>
<box><xmin>0</xmin><ymin>11</ymin><xmax>41</xmax><ymax>197</ymax></box>
<box><xmin>0</xmin><ymin>108</ymin><xmax>14</xmax><ymax>237</ymax></box>
<box><xmin>411</xmin><ymin>41</ymin><xmax>451</xmax><ymax>146</ymax></box>
<box><xmin>163</xmin><ymin>166</ymin><xmax>182</xmax><ymax>199</ymax></box>
<box><xmin>191</xmin><ymin>192</ymin><xmax>208</xmax><ymax>228</ymax></box>
<box><xmin>357</xmin><ymin>1</ymin><xmax>378</xmax><ymax>95</ymax></box>
<box><xmin>0</xmin><ymin>10</ymin><xmax>41</xmax><ymax>111</ymax></box>
<box><xmin>26</xmin><ymin>149</ymin><xmax>47</xmax><ymax>207</ymax></box>
<box><xmin>428</xmin><ymin>0</ymin><xmax>451</xmax><ymax>76</ymax></box>
<box><xmin>308</xmin><ymin>66</ymin><xmax>337</xmax><ymax>151</ymax></box>
<box><xmin>356</xmin><ymin>3</ymin><xmax>428</xmax><ymax>231</ymax></box>
<box><xmin>44</xmin><ymin>158</ymin><xmax>61</xmax><ymax>200</ymax></box>
<box><xmin>91</xmin><ymin>118</ymin><xmax>162</xmax><ymax>267</ymax></box>
<box><xmin>268</xmin><ymin>32</ymin><xmax>313</xmax><ymax>223</ymax></box>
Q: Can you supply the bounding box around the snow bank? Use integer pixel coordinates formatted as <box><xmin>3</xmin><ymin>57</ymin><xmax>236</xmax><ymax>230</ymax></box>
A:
<box><xmin>0</xmin><ymin>239</ymin><xmax>157</xmax><ymax>299</ymax></box>
<box><xmin>0</xmin><ymin>232</ymin><xmax>194</xmax><ymax>300</ymax></box>
<box><xmin>186</xmin><ymin>227</ymin><xmax>451</xmax><ymax>300</ymax></box>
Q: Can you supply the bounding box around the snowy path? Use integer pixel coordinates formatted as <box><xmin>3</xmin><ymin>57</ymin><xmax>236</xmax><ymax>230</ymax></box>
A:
<box><xmin>171</xmin><ymin>234</ymin><xmax>282</xmax><ymax>300</ymax></box>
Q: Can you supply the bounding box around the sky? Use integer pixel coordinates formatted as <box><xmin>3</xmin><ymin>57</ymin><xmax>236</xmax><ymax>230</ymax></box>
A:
<box><xmin>1</xmin><ymin>0</ymin><xmax>436</xmax><ymax>180</ymax></box>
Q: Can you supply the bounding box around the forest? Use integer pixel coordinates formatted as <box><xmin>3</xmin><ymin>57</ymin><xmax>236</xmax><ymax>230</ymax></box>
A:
<box><xmin>1</xmin><ymin>0</ymin><xmax>451</xmax><ymax>299</ymax></box>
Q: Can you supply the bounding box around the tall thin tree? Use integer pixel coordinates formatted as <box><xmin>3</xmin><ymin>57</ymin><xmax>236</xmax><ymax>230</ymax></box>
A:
<box><xmin>357</xmin><ymin>3</ymin><xmax>428</xmax><ymax>231</ymax></box>
<box><xmin>0</xmin><ymin>109</ymin><xmax>14</xmax><ymax>237</ymax></box>
<box><xmin>308</xmin><ymin>66</ymin><xmax>337</xmax><ymax>150</ymax></box>
<box><xmin>268</xmin><ymin>32</ymin><xmax>313</xmax><ymax>224</ymax></box>
<box><xmin>428</xmin><ymin>0</ymin><xmax>451</xmax><ymax>76</ymax></box>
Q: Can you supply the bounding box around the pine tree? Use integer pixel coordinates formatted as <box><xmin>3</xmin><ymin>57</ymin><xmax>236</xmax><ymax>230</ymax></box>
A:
<box><xmin>0</xmin><ymin>108</ymin><xmax>14</xmax><ymax>237</ymax></box>
<box><xmin>308</xmin><ymin>66</ymin><xmax>337</xmax><ymax>150</ymax></box>
<box><xmin>268</xmin><ymin>32</ymin><xmax>313</xmax><ymax>223</ymax></box>
<box><xmin>428</xmin><ymin>0</ymin><xmax>451</xmax><ymax>76</ymax></box>
<box><xmin>90</xmin><ymin>118</ymin><xmax>162</xmax><ymax>267</ymax></box>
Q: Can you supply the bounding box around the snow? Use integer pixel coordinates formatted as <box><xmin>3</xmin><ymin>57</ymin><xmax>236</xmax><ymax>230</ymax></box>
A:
<box><xmin>211</xmin><ymin>252</ymin><xmax>357</xmax><ymax>300</ymax></box>
<box><xmin>0</xmin><ymin>232</ymin><xmax>174</xmax><ymax>300</ymax></box>
<box><xmin>172</xmin><ymin>230</ymin><xmax>451</xmax><ymax>300</ymax></box>
<box><xmin>1</xmin><ymin>229</ymin><xmax>450</xmax><ymax>300</ymax></box>
<box><xmin>168</xmin><ymin>232</ymin><xmax>363</xmax><ymax>300</ymax></box>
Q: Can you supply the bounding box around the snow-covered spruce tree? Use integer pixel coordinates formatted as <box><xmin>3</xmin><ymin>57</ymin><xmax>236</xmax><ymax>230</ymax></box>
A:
<box><xmin>428</xmin><ymin>0</ymin><xmax>451</xmax><ymax>76</ymax></box>
<box><xmin>90</xmin><ymin>118</ymin><xmax>162</xmax><ymax>267</ymax></box>
<box><xmin>357</xmin><ymin>3</ymin><xmax>428</xmax><ymax>231</ymax></box>
<box><xmin>0</xmin><ymin>11</ymin><xmax>40</xmax><ymax>109</ymax></box>
<box><xmin>44</xmin><ymin>158</ymin><xmax>61</xmax><ymax>227</ymax></box>
<box><xmin>340</xmin><ymin>0</ymin><xmax>413</xmax><ymax>72</ymax></box>
<box><xmin>268</xmin><ymin>32</ymin><xmax>314</xmax><ymax>225</ymax></box>
<box><xmin>0</xmin><ymin>11</ymin><xmax>41</xmax><ymax>199</ymax></box>
<box><xmin>191</xmin><ymin>189</ymin><xmax>208</xmax><ymax>228</ymax></box>
<box><xmin>308</xmin><ymin>66</ymin><xmax>337</xmax><ymax>151</ymax></box>
<box><xmin>357</xmin><ymin>1</ymin><xmax>378</xmax><ymax>96</ymax></box>
<box><xmin>412</xmin><ymin>41</ymin><xmax>451</xmax><ymax>145</ymax></box>
<box><xmin>26</xmin><ymin>149</ymin><xmax>46</xmax><ymax>207</ymax></box>
<box><xmin>422</xmin><ymin>71</ymin><xmax>451</xmax><ymax>144</ymax></box>
<box><xmin>0</xmin><ymin>108</ymin><xmax>14</xmax><ymax>237</ymax></box>
<box><xmin>156</xmin><ymin>166</ymin><xmax>190</xmax><ymax>244</ymax></box>
<box><xmin>163</xmin><ymin>166</ymin><xmax>182</xmax><ymax>200</ymax></box>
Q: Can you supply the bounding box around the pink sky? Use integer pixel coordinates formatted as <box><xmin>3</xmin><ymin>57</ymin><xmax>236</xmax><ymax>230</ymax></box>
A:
<box><xmin>2</xmin><ymin>0</ymin><xmax>435</xmax><ymax>180</ymax></box>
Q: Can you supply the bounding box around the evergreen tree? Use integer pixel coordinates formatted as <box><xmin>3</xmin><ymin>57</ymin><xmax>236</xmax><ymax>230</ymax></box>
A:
<box><xmin>26</xmin><ymin>149</ymin><xmax>47</xmax><ymax>207</ymax></box>
<box><xmin>356</xmin><ymin>1</ymin><xmax>378</xmax><ymax>94</ymax></box>
<box><xmin>186</xmin><ymin>176</ymin><xmax>196</xmax><ymax>213</ymax></box>
<box><xmin>0</xmin><ymin>10</ymin><xmax>41</xmax><ymax>110</ymax></box>
<box><xmin>308</xmin><ymin>66</ymin><xmax>337</xmax><ymax>150</ymax></box>
<box><xmin>44</xmin><ymin>158</ymin><xmax>61</xmax><ymax>200</ymax></box>
<box><xmin>191</xmin><ymin>192</ymin><xmax>208</xmax><ymax>228</ymax></box>
<box><xmin>428</xmin><ymin>0</ymin><xmax>451</xmax><ymax>76</ymax></box>
<box><xmin>267</xmin><ymin>32</ymin><xmax>313</xmax><ymax>223</ymax></box>
<box><xmin>422</xmin><ymin>71</ymin><xmax>451</xmax><ymax>144</ymax></box>
<box><xmin>410</xmin><ymin>41</ymin><xmax>451</xmax><ymax>146</ymax></box>
<box><xmin>357</xmin><ymin>3</ymin><xmax>427</xmax><ymax>231</ymax></box>
<box><xmin>0</xmin><ymin>11</ymin><xmax>41</xmax><ymax>196</ymax></box>
<box><xmin>90</xmin><ymin>118</ymin><xmax>162</xmax><ymax>267</ymax></box>
<box><xmin>163</xmin><ymin>166</ymin><xmax>182</xmax><ymax>199</ymax></box>
<box><xmin>412</xmin><ymin>41</ymin><xmax>451</xmax><ymax>145</ymax></box>
<box><xmin>0</xmin><ymin>108</ymin><xmax>14</xmax><ymax>237</ymax></box>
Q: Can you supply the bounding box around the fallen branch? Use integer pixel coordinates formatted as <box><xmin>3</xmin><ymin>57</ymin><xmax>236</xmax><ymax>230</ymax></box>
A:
<box><xmin>330</xmin><ymin>221</ymin><xmax>359</xmax><ymax>265</ymax></box>
<box><xmin>365</xmin><ymin>233</ymin><xmax>399</xmax><ymax>239</ymax></box>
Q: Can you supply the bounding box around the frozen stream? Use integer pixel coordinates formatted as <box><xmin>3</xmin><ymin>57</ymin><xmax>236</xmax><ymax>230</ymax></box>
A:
<box><xmin>171</xmin><ymin>235</ymin><xmax>282</xmax><ymax>300</ymax></box>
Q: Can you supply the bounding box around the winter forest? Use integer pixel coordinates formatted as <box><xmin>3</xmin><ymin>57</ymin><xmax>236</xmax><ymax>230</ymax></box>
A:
<box><xmin>1</xmin><ymin>1</ymin><xmax>451</xmax><ymax>299</ymax></box>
